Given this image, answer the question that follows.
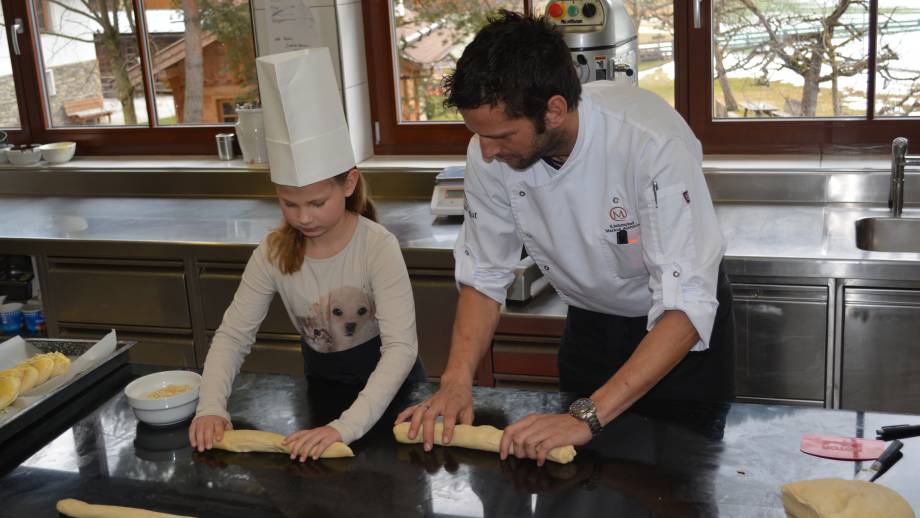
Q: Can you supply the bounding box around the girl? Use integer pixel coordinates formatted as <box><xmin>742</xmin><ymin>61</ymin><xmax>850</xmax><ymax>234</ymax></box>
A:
<box><xmin>189</xmin><ymin>166</ymin><xmax>425</xmax><ymax>461</ymax></box>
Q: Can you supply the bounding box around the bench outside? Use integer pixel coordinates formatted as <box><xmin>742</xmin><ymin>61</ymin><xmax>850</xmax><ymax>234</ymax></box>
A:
<box><xmin>63</xmin><ymin>97</ymin><xmax>115</xmax><ymax>125</ymax></box>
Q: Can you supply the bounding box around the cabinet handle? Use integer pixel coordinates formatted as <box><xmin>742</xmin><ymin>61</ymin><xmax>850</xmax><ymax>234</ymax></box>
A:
<box><xmin>694</xmin><ymin>0</ymin><xmax>702</xmax><ymax>29</ymax></box>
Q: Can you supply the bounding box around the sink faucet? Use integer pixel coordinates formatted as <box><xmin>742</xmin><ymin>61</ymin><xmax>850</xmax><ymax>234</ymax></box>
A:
<box><xmin>890</xmin><ymin>137</ymin><xmax>920</xmax><ymax>218</ymax></box>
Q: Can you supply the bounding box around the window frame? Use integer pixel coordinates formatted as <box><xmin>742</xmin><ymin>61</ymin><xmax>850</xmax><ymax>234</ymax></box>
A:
<box><xmin>1</xmin><ymin>0</ymin><xmax>256</xmax><ymax>155</ymax></box>
<box><xmin>364</xmin><ymin>0</ymin><xmax>920</xmax><ymax>156</ymax></box>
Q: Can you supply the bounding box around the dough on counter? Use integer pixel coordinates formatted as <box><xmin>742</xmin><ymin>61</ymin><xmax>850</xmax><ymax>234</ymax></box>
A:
<box><xmin>781</xmin><ymin>478</ymin><xmax>915</xmax><ymax>518</ymax></box>
<box><xmin>0</xmin><ymin>365</ymin><xmax>39</xmax><ymax>393</ymax></box>
<box><xmin>49</xmin><ymin>351</ymin><xmax>71</xmax><ymax>376</ymax></box>
<box><xmin>392</xmin><ymin>422</ymin><xmax>577</xmax><ymax>464</ymax></box>
<box><xmin>212</xmin><ymin>429</ymin><xmax>354</xmax><ymax>458</ymax></box>
<box><xmin>24</xmin><ymin>354</ymin><xmax>54</xmax><ymax>385</ymax></box>
<box><xmin>0</xmin><ymin>375</ymin><xmax>21</xmax><ymax>410</ymax></box>
<box><xmin>56</xmin><ymin>498</ymin><xmax>194</xmax><ymax>518</ymax></box>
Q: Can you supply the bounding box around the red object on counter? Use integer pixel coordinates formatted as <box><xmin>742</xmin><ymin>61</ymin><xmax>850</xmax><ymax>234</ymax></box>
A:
<box><xmin>800</xmin><ymin>434</ymin><xmax>887</xmax><ymax>461</ymax></box>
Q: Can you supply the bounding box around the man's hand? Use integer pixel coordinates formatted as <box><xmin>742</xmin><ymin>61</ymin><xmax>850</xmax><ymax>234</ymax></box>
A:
<box><xmin>499</xmin><ymin>413</ymin><xmax>593</xmax><ymax>466</ymax></box>
<box><xmin>283</xmin><ymin>426</ymin><xmax>343</xmax><ymax>462</ymax></box>
<box><xmin>189</xmin><ymin>415</ymin><xmax>232</xmax><ymax>452</ymax></box>
<box><xmin>395</xmin><ymin>377</ymin><xmax>475</xmax><ymax>451</ymax></box>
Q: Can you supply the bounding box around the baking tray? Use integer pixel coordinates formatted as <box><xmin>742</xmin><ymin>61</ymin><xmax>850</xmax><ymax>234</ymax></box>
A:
<box><xmin>0</xmin><ymin>338</ymin><xmax>134</xmax><ymax>446</ymax></box>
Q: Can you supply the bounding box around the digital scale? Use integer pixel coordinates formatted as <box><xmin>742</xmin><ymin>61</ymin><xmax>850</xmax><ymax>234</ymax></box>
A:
<box><xmin>430</xmin><ymin>165</ymin><xmax>466</xmax><ymax>216</ymax></box>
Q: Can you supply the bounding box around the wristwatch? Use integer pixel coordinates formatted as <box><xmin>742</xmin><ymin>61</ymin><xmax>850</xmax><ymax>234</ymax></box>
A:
<box><xmin>568</xmin><ymin>397</ymin><xmax>602</xmax><ymax>437</ymax></box>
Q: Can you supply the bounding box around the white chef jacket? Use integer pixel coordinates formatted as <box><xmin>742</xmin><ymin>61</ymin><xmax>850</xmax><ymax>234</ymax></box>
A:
<box><xmin>454</xmin><ymin>82</ymin><xmax>725</xmax><ymax>351</ymax></box>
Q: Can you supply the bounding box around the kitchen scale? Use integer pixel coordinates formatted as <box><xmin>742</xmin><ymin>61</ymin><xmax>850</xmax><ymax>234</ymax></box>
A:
<box><xmin>430</xmin><ymin>165</ymin><xmax>466</xmax><ymax>216</ymax></box>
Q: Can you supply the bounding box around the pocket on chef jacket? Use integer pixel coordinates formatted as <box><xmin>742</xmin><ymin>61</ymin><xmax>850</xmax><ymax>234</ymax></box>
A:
<box><xmin>599</xmin><ymin>229</ymin><xmax>647</xmax><ymax>279</ymax></box>
<box><xmin>643</xmin><ymin>182</ymin><xmax>696</xmax><ymax>265</ymax></box>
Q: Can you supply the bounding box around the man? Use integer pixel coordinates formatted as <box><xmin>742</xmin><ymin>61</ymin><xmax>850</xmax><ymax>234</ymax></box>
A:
<box><xmin>397</xmin><ymin>11</ymin><xmax>733</xmax><ymax>466</ymax></box>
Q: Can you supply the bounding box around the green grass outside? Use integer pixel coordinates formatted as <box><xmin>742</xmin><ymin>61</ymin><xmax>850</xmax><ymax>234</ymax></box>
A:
<box><xmin>638</xmin><ymin>66</ymin><xmax>869</xmax><ymax>117</ymax></box>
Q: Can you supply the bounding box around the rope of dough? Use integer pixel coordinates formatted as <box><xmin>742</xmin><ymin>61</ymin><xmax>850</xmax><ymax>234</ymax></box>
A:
<box><xmin>56</xmin><ymin>498</ymin><xmax>194</xmax><ymax>518</ymax></box>
<box><xmin>212</xmin><ymin>429</ymin><xmax>354</xmax><ymax>458</ymax></box>
<box><xmin>393</xmin><ymin>422</ymin><xmax>577</xmax><ymax>464</ymax></box>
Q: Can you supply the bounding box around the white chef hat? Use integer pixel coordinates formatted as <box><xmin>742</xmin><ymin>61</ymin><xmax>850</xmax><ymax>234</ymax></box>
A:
<box><xmin>256</xmin><ymin>48</ymin><xmax>356</xmax><ymax>187</ymax></box>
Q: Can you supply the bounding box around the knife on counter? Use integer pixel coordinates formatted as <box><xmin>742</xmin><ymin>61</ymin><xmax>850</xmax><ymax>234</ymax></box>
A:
<box><xmin>856</xmin><ymin>439</ymin><xmax>904</xmax><ymax>482</ymax></box>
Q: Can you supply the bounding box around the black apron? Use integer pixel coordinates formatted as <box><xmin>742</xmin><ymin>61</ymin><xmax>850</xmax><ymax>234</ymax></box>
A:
<box><xmin>301</xmin><ymin>334</ymin><xmax>426</xmax><ymax>388</ymax></box>
<box><xmin>558</xmin><ymin>260</ymin><xmax>734</xmax><ymax>403</ymax></box>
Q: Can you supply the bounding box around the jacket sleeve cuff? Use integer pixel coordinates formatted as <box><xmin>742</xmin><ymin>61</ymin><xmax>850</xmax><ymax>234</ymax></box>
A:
<box><xmin>194</xmin><ymin>404</ymin><xmax>231</xmax><ymax>423</ymax></box>
<box><xmin>647</xmin><ymin>265</ymin><xmax>718</xmax><ymax>352</ymax></box>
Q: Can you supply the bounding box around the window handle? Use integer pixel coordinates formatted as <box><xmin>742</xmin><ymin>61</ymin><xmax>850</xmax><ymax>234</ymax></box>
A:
<box><xmin>694</xmin><ymin>0</ymin><xmax>702</xmax><ymax>29</ymax></box>
<box><xmin>11</xmin><ymin>18</ymin><xmax>24</xmax><ymax>56</ymax></box>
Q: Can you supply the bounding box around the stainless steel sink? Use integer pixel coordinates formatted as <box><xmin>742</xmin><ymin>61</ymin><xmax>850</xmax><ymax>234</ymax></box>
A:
<box><xmin>855</xmin><ymin>217</ymin><xmax>920</xmax><ymax>252</ymax></box>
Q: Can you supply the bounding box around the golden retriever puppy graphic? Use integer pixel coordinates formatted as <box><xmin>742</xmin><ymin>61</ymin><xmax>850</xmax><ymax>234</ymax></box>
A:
<box><xmin>327</xmin><ymin>286</ymin><xmax>379</xmax><ymax>351</ymax></box>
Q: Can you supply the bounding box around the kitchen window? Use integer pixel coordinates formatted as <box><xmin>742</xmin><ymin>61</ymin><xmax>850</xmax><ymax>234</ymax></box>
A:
<box><xmin>0</xmin><ymin>0</ymin><xmax>258</xmax><ymax>154</ymax></box>
<box><xmin>365</xmin><ymin>0</ymin><xmax>920</xmax><ymax>155</ymax></box>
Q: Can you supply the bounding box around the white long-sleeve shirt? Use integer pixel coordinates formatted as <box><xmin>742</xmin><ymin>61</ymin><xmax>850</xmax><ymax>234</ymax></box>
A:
<box><xmin>196</xmin><ymin>216</ymin><xmax>419</xmax><ymax>443</ymax></box>
<box><xmin>454</xmin><ymin>82</ymin><xmax>725</xmax><ymax>351</ymax></box>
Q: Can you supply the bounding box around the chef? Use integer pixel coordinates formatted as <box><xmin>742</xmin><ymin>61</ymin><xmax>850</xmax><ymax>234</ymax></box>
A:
<box><xmin>396</xmin><ymin>11</ymin><xmax>734</xmax><ymax>465</ymax></box>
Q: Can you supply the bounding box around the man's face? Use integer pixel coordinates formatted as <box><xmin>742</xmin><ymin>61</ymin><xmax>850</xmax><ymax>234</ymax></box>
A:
<box><xmin>461</xmin><ymin>102</ymin><xmax>560</xmax><ymax>171</ymax></box>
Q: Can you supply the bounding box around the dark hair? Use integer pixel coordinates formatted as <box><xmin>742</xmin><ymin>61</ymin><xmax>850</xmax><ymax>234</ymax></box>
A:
<box><xmin>267</xmin><ymin>169</ymin><xmax>376</xmax><ymax>274</ymax></box>
<box><xmin>443</xmin><ymin>10</ymin><xmax>581</xmax><ymax>132</ymax></box>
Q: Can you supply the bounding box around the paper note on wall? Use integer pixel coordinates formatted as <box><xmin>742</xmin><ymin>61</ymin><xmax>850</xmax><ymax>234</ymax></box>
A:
<box><xmin>269</xmin><ymin>0</ymin><xmax>324</xmax><ymax>54</ymax></box>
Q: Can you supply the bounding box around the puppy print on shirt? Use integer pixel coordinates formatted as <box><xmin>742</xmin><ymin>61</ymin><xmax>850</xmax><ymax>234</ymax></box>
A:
<box><xmin>297</xmin><ymin>286</ymin><xmax>379</xmax><ymax>353</ymax></box>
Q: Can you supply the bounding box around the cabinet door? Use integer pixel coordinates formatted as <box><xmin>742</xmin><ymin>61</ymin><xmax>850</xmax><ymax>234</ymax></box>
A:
<box><xmin>198</xmin><ymin>263</ymin><xmax>296</xmax><ymax>334</ymax></box>
<box><xmin>842</xmin><ymin>288</ymin><xmax>920</xmax><ymax>413</ymax></box>
<box><xmin>732</xmin><ymin>284</ymin><xmax>827</xmax><ymax>404</ymax></box>
<box><xmin>47</xmin><ymin>259</ymin><xmax>190</xmax><ymax>328</ymax></box>
<box><xmin>409</xmin><ymin>273</ymin><xmax>458</xmax><ymax>379</ymax></box>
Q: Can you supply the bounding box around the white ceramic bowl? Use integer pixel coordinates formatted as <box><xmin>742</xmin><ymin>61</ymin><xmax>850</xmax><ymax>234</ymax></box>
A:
<box><xmin>124</xmin><ymin>370</ymin><xmax>201</xmax><ymax>427</ymax></box>
<box><xmin>39</xmin><ymin>141</ymin><xmax>76</xmax><ymax>164</ymax></box>
<box><xmin>6</xmin><ymin>146</ymin><xmax>42</xmax><ymax>167</ymax></box>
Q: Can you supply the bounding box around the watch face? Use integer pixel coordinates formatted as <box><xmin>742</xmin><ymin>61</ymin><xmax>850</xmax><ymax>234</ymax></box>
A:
<box><xmin>570</xmin><ymin>398</ymin><xmax>594</xmax><ymax>418</ymax></box>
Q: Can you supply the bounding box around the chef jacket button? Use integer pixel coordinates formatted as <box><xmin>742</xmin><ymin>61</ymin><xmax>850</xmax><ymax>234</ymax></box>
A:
<box><xmin>518</xmin><ymin>191</ymin><xmax>526</xmax><ymax>197</ymax></box>
<box><xmin>543</xmin><ymin>265</ymin><xmax>550</xmax><ymax>271</ymax></box>
<box><xmin>465</xmin><ymin>250</ymin><xmax>470</xmax><ymax>256</ymax></box>
<box><xmin>672</xmin><ymin>270</ymin><xmax>680</xmax><ymax>278</ymax></box>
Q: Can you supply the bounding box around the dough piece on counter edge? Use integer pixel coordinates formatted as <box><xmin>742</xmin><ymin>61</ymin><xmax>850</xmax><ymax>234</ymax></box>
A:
<box><xmin>393</xmin><ymin>422</ymin><xmax>577</xmax><ymax>464</ymax></box>
<box><xmin>781</xmin><ymin>478</ymin><xmax>914</xmax><ymax>518</ymax></box>
<box><xmin>212</xmin><ymin>429</ymin><xmax>354</xmax><ymax>458</ymax></box>
<box><xmin>0</xmin><ymin>375</ymin><xmax>21</xmax><ymax>410</ymax></box>
<box><xmin>56</xmin><ymin>498</ymin><xmax>194</xmax><ymax>518</ymax></box>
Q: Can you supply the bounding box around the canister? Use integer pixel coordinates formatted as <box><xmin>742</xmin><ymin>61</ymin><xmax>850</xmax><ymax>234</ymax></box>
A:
<box><xmin>0</xmin><ymin>302</ymin><xmax>23</xmax><ymax>333</ymax></box>
<box><xmin>22</xmin><ymin>303</ymin><xmax>45</xmax><ymax>333</ymax></box>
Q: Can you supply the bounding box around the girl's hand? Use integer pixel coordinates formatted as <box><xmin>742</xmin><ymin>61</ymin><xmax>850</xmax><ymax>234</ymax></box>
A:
<box><xmin>282</xmin><ymin>426</ymin><xmax>343</xmax><ymax>462</ymax></box>
<box><xmin>189</xmin><ymin>415</ymin><xmax>232</xmax><ymax>452</ymax></box>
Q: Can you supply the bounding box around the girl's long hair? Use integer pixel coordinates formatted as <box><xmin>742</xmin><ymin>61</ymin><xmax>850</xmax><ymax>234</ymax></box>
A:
<box><xmin>267</xmin><ymin>169</ymin><xmax>376</xmax><ymax>274</ymax></box>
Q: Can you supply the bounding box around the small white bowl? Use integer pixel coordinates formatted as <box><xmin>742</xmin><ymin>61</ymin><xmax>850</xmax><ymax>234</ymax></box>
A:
<box><xmin>39</xmin><ymin>141</ymin><xmax>76</xmax><ymax>164</ymax></box>
<box><xmin>6</xmin><ymin>146</ymin><xmax>42</xmax><ymax>167</ymax></box>
<box><xmin>0</xmin><ymin>144</ymin><xmax>11</xmax><ymax>164</ymax></box>
<box><xmin>124</xmin><ymin>370</ymin><xmax>201</xmax><ymax>427</ymax></box>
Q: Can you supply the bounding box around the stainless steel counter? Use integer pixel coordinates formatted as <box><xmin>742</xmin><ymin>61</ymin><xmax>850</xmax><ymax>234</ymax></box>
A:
<box><xmin>1</xmin><ymin>196</ymin><xmax>919</xmax><ymax>277</ymax></box>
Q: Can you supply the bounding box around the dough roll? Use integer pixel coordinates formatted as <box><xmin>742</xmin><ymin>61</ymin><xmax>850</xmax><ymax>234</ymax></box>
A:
<box><xmin>56</xmin><ymin>498</ymin><xmax>194</xmax><ymax>518</ymax></box>
<box><xmin>25</xmin><ymin>355</ymin><xmax>54</xmax><ymax>385</ymax></box>
<box><xmin>0</xmin><ymin>365</ymin><xmax>38</xmax><ymax>393</ymax></box>
<box><xmin>50</xmin><ymin>351</ymin><xmax>71</xmax><ymax>376</ymax></box>
<box><xmin>393</xmin><ymin>422</ymin><xmax>577</xmax><ymax>464</ymax></box>
<box><xmin>212</xmin><ymin>429</ymin><xmax>354</xmax><ymax>458</ymax></box>
<box><xmin>782</xmin><ymin>478</ymin><xmax>914</xmax><ymax>518</ymax></box>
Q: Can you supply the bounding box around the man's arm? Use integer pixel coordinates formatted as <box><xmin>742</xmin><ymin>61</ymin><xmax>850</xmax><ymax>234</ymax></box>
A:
<box><xmin>499</xmin><ymin>309</ymin><xmax>699</xmax><ymax>465</ymax></box>
<box><xmin>396</xmin><ymin>285</ymin><xmax>502</xmax><ymax>450</ymax></box>
<box><xmin>591</xmin><ymin>309</ymin><xmax>699</xmax><ymax>425</ymax></box>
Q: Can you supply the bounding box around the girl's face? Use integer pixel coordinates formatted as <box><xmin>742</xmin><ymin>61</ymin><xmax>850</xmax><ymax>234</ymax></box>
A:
<box><xmin>276</xmin><ymin>171</ymin><xmax>357</xmax><ymax>239</ymax></box>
